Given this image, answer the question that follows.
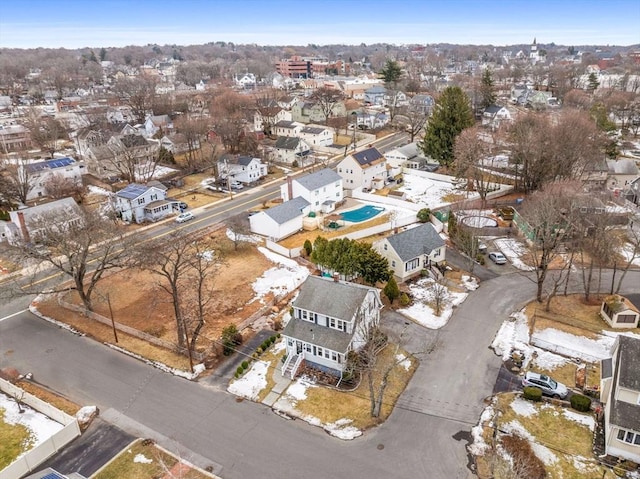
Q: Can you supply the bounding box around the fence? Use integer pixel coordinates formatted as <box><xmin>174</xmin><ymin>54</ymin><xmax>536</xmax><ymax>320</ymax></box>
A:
<box><xmin>350</xmin><ymin>189</ymin><xmax>424</xmax><ymax>211</ymax></box>
<box><xmin>0</xmin><ymin>379</ymin><xmax>81</xmax><ymax>479</ymax></box>
<box><xmin>529</xmin><ymin>334</ymin><xmax>603</xmax><ymax>364</ymax></box>
<box><xmin>56</xmin><ymin>297</ymin><xmax>207</xmax><ymax>362</ymax></box>
<box><xmin>265</xmin><ymin>239</ymin><xmax>302</xmax><ymax>258</ymax></box>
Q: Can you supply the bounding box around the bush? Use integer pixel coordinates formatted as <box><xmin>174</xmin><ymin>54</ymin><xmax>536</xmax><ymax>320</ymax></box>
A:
<box><xmin>270</xmin><ymin>335</ymin><xmax>276</xmax><ymax>344</ymax></box>
<box><xmin>500</xmin><ymin>434</ymin><xmax>546</xmax><ymax>479</ymax></box>
<box><xmin>236</xmin><ymin>366</ymin><xmax>244</xmax><ymax>375</ymax></box>
<box><xmin>281</xmin><ymin>353</ymin><xmax>288</xmax><ymax>364</ymax></box>
<box><xmin>570</xmin><ymin>394</ymin><xmax>592</xmax><ymax>412</ymax></box>
<box><xmin>303</xmin><ymin>239</ymin><xmax>313</xmax><ymax>256</ymax></box>
<box><xmin>221</xmin><ymin>324</ymin><xmax>242</xmax><ymax>356</ymax></box>
<box><xmin>399</xmin><ymin>292</ymin><xmax>411</xmax><ymax>307</ymax></box>
<box><xmin>383</xmin><ymin>276</ymin><xmax>400</xmax><ymax>303</ymax></box>
<box><xmin>234</xmin><ymin>372</ymin><xmax>239</xmax><ymax>379</ymax></box>
<box><xmin>417</xmin><ymin>208</ymin><xmax>432</xmax><ymax>223</ymax></box>
<box><xmin>276</xmin><ymin>333</ymin><xmax>281</xmax><ymax>338</ymax></box>
<box><xmin>256</xmin><ymin>347</ymin><xmax>263</xmax><ymax>355</ymax></box>
<box><xmin>523</xmin><ymin>386</ymin><xmax>543</xmax><ymax>402</ymax></box>
<box><xmin>292</xmin><ymin>160</ymin><xmax>299</xmax><ymax>168</ymax></box>
<box><xmin>261</xmin><ymin>341</ymin><xmax>270</xmax><ymax>350</ymax></box>
<box><xmin>241</xmin><ymin>361</ymin><xmax>249</xmax><ymax>370</ymax></box>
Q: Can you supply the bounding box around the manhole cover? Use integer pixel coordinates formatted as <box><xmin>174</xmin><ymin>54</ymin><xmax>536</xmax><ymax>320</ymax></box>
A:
<box><xmin>377</xmin><ymin>444</ymin><xmax>384</xmax><ymax>450</ymax></box>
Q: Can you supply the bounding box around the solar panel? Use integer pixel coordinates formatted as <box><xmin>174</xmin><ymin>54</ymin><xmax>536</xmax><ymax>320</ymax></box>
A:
<box><xmin>40</xmin><ymin>472</ymin><xmax>66</xmax><ymax>479</ymax></box>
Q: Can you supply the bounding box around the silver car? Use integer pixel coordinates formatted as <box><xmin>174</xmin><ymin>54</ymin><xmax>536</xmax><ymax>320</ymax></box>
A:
<box><xmin>488</xmin><ymin>251</ymin><xmax>507</xmax><ymax>264</ymax></box>
<box><xmin>522</xmin><ymin>371</ymin><xmax>568</xmax><ymax>399</ymax></box>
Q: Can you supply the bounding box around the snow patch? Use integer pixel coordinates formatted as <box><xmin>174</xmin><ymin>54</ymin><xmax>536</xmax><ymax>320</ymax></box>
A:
<box><xmin>324</xmin><ymin>418</ymin><xmax>362</xmax><ymax>440</ymax></box>
<box><xmin>225</xmin><ymin>228</ymin><xmax>261</xmax><ymax>245</ymax></box>
<box><xmin>76</xmin><ymin>405</ymin><xmax>98</xmax><ymax>424</ymax></box>
<box><xmin>0</xmin><ymin>391</ymin><xmax>64</xmax><ymax>448</ymax></box>
<box><xmin>133</xmin><ymin>453</ymin><xmax>153</xmax><ymax>464</ymax></box>
<box><xmin>494</xmin><ymin>238</ymin><xmax>535</xmax><ymax>271</ymax></box>
<box><xmin>510</xmin><ymin>397</ymin><xmax>538</xmax><ymax>418</ymax></box>
<box><xmin>106</xmin><ymin>344</ymin><xmax>205</xmax><ymax>379</ymax></box>
<box><xmin>399</xmin><ymin>277</ymin><xmax>468</xmax><ymax>329</ymax></box>
<box><xmin>227</xmin><ymin>361</ymin><xmax>269</xmax><ymax>401</ymax></box>
<box><xmin>502</xmin><ymin>420</ymin><xmax>558</xmax><ymax>465</ymax></box>
<box><xmin>562</xmin><ymin>409</ymin><xmax>595</xmax><ymax>431</ymax></box>
<box><xmin>395</xmin><ymin>353</ymin><xmax>412</xmax><ymax>371</ymax></box>
<box><xmin>251</xmin><ymin>247</ymin><xmax>309</xmax><ymax>303</ymax></box>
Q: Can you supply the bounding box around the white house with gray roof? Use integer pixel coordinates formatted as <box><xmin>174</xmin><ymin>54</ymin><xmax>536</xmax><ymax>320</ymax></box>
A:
<box><xmin>248</xmin><ymin>196</ymin><xmax>311</xmax><ymax>241</ymax></box>
<box><xmin>373</xmin><ymin>223</ymin><xmax>445</xmax><ymax>282</ymax></box>
<box><xmin>280</xmin><ymin>168</ymin><xmax>343</xmax><ymax>213</ymax></box>
<box><xmin>600</xmin><ymin>335</ymin><xmax>640</xmax><ymax>463</ymax></box>
<box><xmin>607</xmin><ymin>159</ymin><xmax>639</xmax><ymax>191</ymax></box>
<box><xmin>217</xmin><ymin>154</ymin><xmax>267</xmax><ymax>184</ymax></box>
<box><xmin>4</xmin><ymin>197</ymin><xmax>81</xmax><ymax>244</ymax></box>
<box><xmin>273</xmin><ymin>136</ymin><xmax>311</xmax><ymax>164</ymax></box>
<box><xmin>384</xmin><ymin>142</ymin><xmax>432</xmax><ymax>174</ymax></box>
<box><xmin>337</xmin><ymin>147</ymin><xmax>387</xmax><ymax>190</ymax></box>
<box><xmin>281</xmin><ymin>275</ymin><xmax>383</xmax><ymax>378</ymax></box>
<box><xmin>298</xmin><ymin>125</ymin><xmax>333</xmax><ymax>147</ymax></box>
<box><xmin>113</xmin><ymin>182</ymin><xmax>178</xmax><ymax>224</ymax></box>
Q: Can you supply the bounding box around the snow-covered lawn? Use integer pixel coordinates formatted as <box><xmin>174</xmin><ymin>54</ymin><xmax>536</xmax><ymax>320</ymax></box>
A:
<box><xmin>227</xmin><ymin>361</ymin><xmax>269</xmax><ymax>401</ymax></box>
<box><xmin>226</xmin><ymin>228</ymin><xmax>261</xmax><ymax>245</ymax></box>
<box><xmin>399</xmin><ymin>275</ymin><xmax>474</xmax><ymax>329</ymax></box>
<box><xmin>0</xmin><ymin>391</ymin><xmax>64</xmax><ymax>459</ymax></box>
<box><xmin>251</xmin><ymin>247</ymin><xmax>310</xmax><ymax>303</ymax></box>
<box><xmin>494</xmin><ymin>238</ymin><xmax>535</xmax><ymax>271</ymax></box>
<box><xmin>398</xmin><ymin>173</ymin><xmax>477</xmax><ymax>208</ymax></box>
<box><xmin>620</xmin><ymin>241</ymin><xmax>640</xmax><ymax>266</ymax></box>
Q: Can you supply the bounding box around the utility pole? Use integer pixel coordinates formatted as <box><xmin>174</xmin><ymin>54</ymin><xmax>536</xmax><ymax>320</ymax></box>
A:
<box><xmin>106</xmin><ymin>293</ymin><xmax>118</xmax><ymax>343</ymax></box>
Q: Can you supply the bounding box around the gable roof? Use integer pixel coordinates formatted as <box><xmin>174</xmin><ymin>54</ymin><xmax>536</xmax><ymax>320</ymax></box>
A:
<box><xmin>351</xmin><ymin>147</ymin><xmax>384</xmax><ymax>167</ymax></box>
<box><xmin>13</xmin><ymin>197</ymin><xmax>80</xmax><ymax>226</ymax></box>
<box><xmin>293</xmin><ymin>275</ymin><xmax>373</xmax><ymax>322</ymax></box>
<box><xmin>264</xmin><ymin>196</ymin><xmax>310</xmax><ymax>224</ymax></box>
<box><xmin>390</xmin><ymin>143</ymin><xmax>421</xmax><ymax>159</ymax></box>
<box><xmin>120</xmin><ymin>134</ymin><xmax>149</xmax><ymax>148</ymax></box>
<box><xmin>275</xmin><ymin>120</ymin><xmax>297</xmax><ymax>128</ymax></box>
<box><xmin>484</xmin><ymin>104</ymin><xmax>505</xmax><ymax>115</ymax></box>
<box><xmin>385</xmin><ymin>223</ymin><xmax>445</xmax><ymax>262</ymax></box>
<box><xmin>607</xmin><ymin>159</ymin><xmax>639</xmax><ymax>176</ymax></box>
<box><xmin>295</xmin><ymin>168</ymin><xmax>341</xmax><ymax>191</ymax></box>
<box><xmin>300</xmin><ymin>126</ymin><xmax>326</xmax><ymax>135</ymax></box>
<box><xmin>616</xmin><ymin>335</ymin><xmax>640</xmax><ymax>391</ymax></box>
<box><xmin>26</xmin><ymin>157</ymin><xmax>76</xmax><ymax>173</ymax></box>
<box><xmin>275</xmin><ymin>136</ymin><xmax>303</xmax><ymax>150</ymax></box>
<box><xmin>116</xmin><ymin>183</ymin><xmax>156</xmax><ymax>200</ymax></box>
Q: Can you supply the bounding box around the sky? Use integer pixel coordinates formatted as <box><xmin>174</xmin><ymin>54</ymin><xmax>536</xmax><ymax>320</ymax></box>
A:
<box><xmin>0</xmin><ymin>0</ymin><xmax>639</xmax><ymax>49</ymax></box>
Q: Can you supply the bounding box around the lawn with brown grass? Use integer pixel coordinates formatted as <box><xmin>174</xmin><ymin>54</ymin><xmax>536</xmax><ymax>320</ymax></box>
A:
<box><xmin>256</xmin><ymin>344</ymin><xmax>287</xmax><ymax>403</ymax></box>
<box><xmin>528</xmin><ymin>361</ymin><xmax>600</xmax><ymax>391</ymax></box>
<box><xmin>15</xmin><ymin>380</ymin><xmax>81</xmax><ymax>416</ymax></box>
<box><xmin>94</xmin><ymin>439</ymin><xmax>211</xmax><ymax>479</ymax></box>
<box><xmin>0</xmin><ymin>412</ymin><xmax>32</xmax><ymax>469</ymax></box>
<box><xmin>294</xmin><ymin>345</ymin><xmax>417</xmax><ymax>430</ymax></box>
<box><xmin>493</xmin><ymin>393</ymin><xmax>614</xmax><ymax>479</ymax></box>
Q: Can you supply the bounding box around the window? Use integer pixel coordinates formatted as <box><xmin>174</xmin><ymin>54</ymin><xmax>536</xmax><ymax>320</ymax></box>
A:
<box><xmin>332</xmin><ymin>352</ymin><xmax>338</xmax><ymax>361</ymax></box>
<box><xmin>138</xmin><ymin>198</ymin><xmax>145</xmax><ymax>205</ymax></box>
<box><xmin>302</xmin><ymin>310</ymin><xmax>308</xmax><ymax>320</ymax></box>
<box><xmin>405</xmin><ymin>258</ymin><xmax>420</xmax><ymax>271</ymax></box>
<box><xmin>617</xmin><ymin>429</ymin><xmax>640</xmax><ymax>445</ymax></box>
<box><xmin>618</xmin><ymin>314</ymin><xmax>637</xmax><ymax>324</ymax></box>
<box><xmin>316</xmin><ymin>347</ymin><xmax>323</xmax><ymax>357</ymax></box>
<box><xmin>391</xmin><ymin>261</ymin><xmax>396</xmax><ymax>267</ymax></box>
<box><xmin>384</xmin><ymin>244</ymin><xmax>387</xmax><ymax>250</ymax></box>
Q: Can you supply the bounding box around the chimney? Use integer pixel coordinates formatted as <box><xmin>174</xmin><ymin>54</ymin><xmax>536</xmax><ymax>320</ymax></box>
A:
<box><xmin>287</xmin><ymin>175</ymin><xmax>293</xmax><ymax>201</ymax></box>
<box><xmin>17</xmin><ymin>211</ymin><xmax>30</xmax><ymax>243</ymax></box>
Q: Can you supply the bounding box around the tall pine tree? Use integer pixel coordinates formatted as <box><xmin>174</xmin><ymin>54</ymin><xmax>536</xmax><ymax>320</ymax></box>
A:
<box><xmin>479</xmin><ymin>68</ymin><xmax>496</xmax><ymax>109</ymax></box>
<box><xmin>420</xmin><ymin>86</ymin><xmax>474</xmax><ymax>168</ymax></box>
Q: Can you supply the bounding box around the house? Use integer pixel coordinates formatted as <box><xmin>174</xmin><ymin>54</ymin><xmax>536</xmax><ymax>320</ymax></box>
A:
<box><xmin>281</xmin><ymin>275</ymin><xmax>383</xmax><ymax>378</ymax></box>
<box><xmin>160</xmin><ymin>133</ymin><xmax>193</xmax><ymax>155</ymax></box>
<box><xmin>0</xmin><ymin>124</ymin><xmax>31</xmax><ymax>152</ymax></box>
<box><xmin>254</xmin><ymin>108</ymin><xmax>292</xmax><ymax>134</ymax></box>
<box><xmin>280</xmin><ymin>168</ymin><xmax>343</xmax><ymax>213</ymax></box>
<box><xmin>25</xmin><ymin>157</ymin><xmax>85</xmax><ymax>201</ymax></box>
<box><xmin>600</xmin><ymin>335</ymin><xmax>640</xmax><ymax>463</ymax></box>
<box><xmin>600</xmin><ymin>295</ymin><xmax>640</xmax><ymax>329</ymax></box>
<box><xmin>355</xmin><ymin>110</ymin><xmax>389</xmax><ymax>130</ymax></box>
<box><xmin>481</xmin><ymin>105</ymin><xmax>512</xmax><ymax>130</ymax></box>
<box><xmin>217</xmin><ymin>154</ymin><xmax>267</xmax><ymax>184</ymax></box>
<box><xmin>273</xmin><ymin>137</ymin><xmax>310</xmax><ymax>164</ymax></box>
<box><xmin>607</xmin><ymin>159</ymin><xmax>639</xmax><ymax>191</ymax></box>
<box><xmin>337</xmin><ymin>147</ymin><xmax>387</xmax><ymax>190</ymax></box>
<box><xmin>272</xmin><ymin>120</ymin><xmax>303</xmax><ymax>138</ymax></box>
<box><xmin>248</xmin><ymin>196</ymin><xmax>311</xmax><ymax>241</ymax></box>
<box><xmin>298</xmin><ymin>125</ymin><xmax>333</xmax><ymax>147</ymax></box>
<box><xmin>626</xmin><ymin>177</ymin><xmax>640</xmax><ymax>206</ymax></box>
<box><xmin>291</xmin><ymin>100</ymin><xmax>346</xmax><ymax>124</ymax></box>
<box><xmin>384</xmin><ymin>90</ymin><xmax>408</xmax><ymax>107</ymax></box>
<box><xmin>581</xmin><ymin>158</ymin><xmax>609</xmax><ymax>191</ymax></box>
<box><xmin>364</xmin><ymin>85</ymin><xmax>387</xmax><ymax>106</ymax></box>
<box><xmin>85</xmin><ymin>133</ymin><xmax>160</xmax><ymax>180</ymax></box>
<box><xmin>113</xmin><ymin>182</ymin><xmax>177</xmax><ymax>223</ymax></box>
<box><xmin>234</xmin><ymin>73</ymin><xmax>257</xmax><ymax>89</ymax></box>
<box><xmin>409</xmin><ymin>94</ymin><xmax>435</xmax><ymax>115</ymax></box>
<box><xmin>384</xmin><ymin>142</ymin><xmax>432</xmax><ymax>172</ymax></box>
<box><xmin>144</xmin><ymin>115</ymin><xmax>173</xmax><ymax>138</ymax></box>
<box><xmin>373</xmin><ymin>223</ymin><xmax>445</xmax><ymax>282</ymax></box>
<box><xmin>4</xmin><ymin>197</ymin><xmax>82</xmax><ymax>244</ymax></box>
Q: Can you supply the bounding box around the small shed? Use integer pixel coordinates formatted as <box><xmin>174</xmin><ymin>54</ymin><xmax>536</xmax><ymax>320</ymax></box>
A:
<box><xmin>600</xmin><ymin>295</ymin><xmax>640</xmax><ymax>329</ymax></box>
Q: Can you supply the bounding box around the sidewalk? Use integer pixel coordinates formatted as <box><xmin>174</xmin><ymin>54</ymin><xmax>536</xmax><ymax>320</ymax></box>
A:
<box><xmin>261</xmin><ymin>363</ymin><xmax>292</xmax><ymax>407</ymax></box>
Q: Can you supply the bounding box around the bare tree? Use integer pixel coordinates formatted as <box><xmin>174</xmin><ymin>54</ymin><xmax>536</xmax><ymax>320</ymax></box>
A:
<box><xmin>44</xmin><ymin>172</ymin><xmax>86</xmax><ymax>202</ymax></box>
<box><xmin>1</xmin><ymin>158</ymin><xmax>35</xmax><ymax>204</ymax></box>
<box><xmin>10</xmin><ymin>207</ymin><xmax>133</xmax><ymax>311</ymax></box>
<box><xmin>519</xmin><ymin>181</ymin><xmax>581</xmax><ymax>302</ymax></box>
<box><xmin>113</xmin><ymin>75</ymin><xmax>158</xmax><ymax>122</ymax></box>
<box><xmin>453</xmin><ymin>126</ymin><xmax>499</xmax><ymax>207</ymax></box>
<box><xmin>226</xmin><ymin>216</ymin><xmax>252</xmax><ymax>251</ymax></box>
<box><xmin>429</xmin><ymin>277</ymin><xmax>449</xmax><ymax>316</ymax></box>
<box><xmin>310</xmin><ymin>86</ymin><xmax>344</xmax><ymax>124</ymax></box>
<box><xmin>25</xmin><ymin>111</ymin><xmax>67</xmax><ymax>158</ymax></box>
<box><xmin>173</xmin><ymin>116</ymin><xmax>209</xmax><ymax>173</ymax></box>
<box><xmin>615</xmin><ymin>223</ymin><xmax>640</xmax><ymax>294</ymax></box>
<box><xmin>400</xmin><ymin>103</ymin><xmax>429</xmax><ymax>143</ymax></box>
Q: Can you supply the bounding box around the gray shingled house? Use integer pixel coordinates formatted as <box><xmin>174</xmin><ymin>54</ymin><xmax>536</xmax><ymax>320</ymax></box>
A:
<box><xmin>281</xmin><ymin>275</ymin><xmax>383</xmax><ymax>379</ymax></box>
<box><xmin>373</xmin><ymin>223</ymin><xmax>445</xmax><ymax>282</ymax></box>
<box><xmin>600</xmin><ymin>335</ymin><xmax>640</xmax><ymax>463</ymax></box>
<box><xmin>248</xmin><ymin>196</ymin><xmax>311</xmax><ymax>241</ymax></box>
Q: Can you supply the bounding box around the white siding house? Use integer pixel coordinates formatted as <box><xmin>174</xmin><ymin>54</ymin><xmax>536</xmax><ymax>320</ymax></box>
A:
<box><xmin>336</xmin><ymin>147</ymin><xmax>387</xmax><ymax>190</ymax></box>
<box><xmin>373</xmin><ymin>223</ymin><xmax>445</xmax><ymax>282</ymax></box>
<box><xmin>282</xmin><ymin>275</ymin><xmax>383</xmax><ymax>378</ymax></box>
<box><xmin>280</xmin><ymin>168</ymin><xmax>343</xmax><ymax>213</ymax></box>
<box><xmin>4</xmin><ymin>197</ymin><xmax>82</xmax><ymax>244</ymax></box>
<box><xmin>113</xmin><ymin>182</ymin><xmax>177</xmax><ymax>223</ymax></box>
<box><xmin>248</xmin><ymin>196</ymin><xmax>311</xmax><ymax>241</ymax></box>
<box><xmin>25</xmin><ymin>157</ymin><xmax>85</xmax><ymax>201</ymax></box>
<box><xmin>273</xmin><ymin>137</ymin><xmax>310</xmax><ymax>164</ymax></box>
<box><xmin>298</xmin><ymin>126</ymin><xmax>333</xmax><ymax>147</ymax></box>
<box><xmin>217</xmin><ymin>155</ymin><xmax>268</xmax><ymax>184</ymax></box>
<box><xmin>600</xmin><ymin>336</ymin><xmax>640</xmax><ymax>463</ymax></box>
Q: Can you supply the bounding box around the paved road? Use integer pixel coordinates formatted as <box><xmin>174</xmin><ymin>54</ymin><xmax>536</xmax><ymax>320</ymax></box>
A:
<box><xmin>4</xmin><ymin>270</ymin><xmax>637</xmax><ymax>478</ymax></box>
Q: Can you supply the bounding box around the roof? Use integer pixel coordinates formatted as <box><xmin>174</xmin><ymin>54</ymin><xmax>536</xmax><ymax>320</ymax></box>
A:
<box><xmin>264</xmin><ymin>196</ymin><xmax>310</xmax><ymax>224</ymax></box>
<box><xmin>275</xmin><ymin>136</ymin><xmax>302</xmax><ymax>150</ymax></box>
<box><xmin>13</xmin><ymin>197</ymin><xmax>80</xmax><ymax>225</ymax></box>
<box><xmin>116</xmin><ymin>183</ymin><xmax>155</xmax><ymax>200</ymax></box>
<box><xmin>26</xmin><ymin>157</ymin><xmax>76</xmax><ymax>173</ymax></box>
<box><xmin>283</xmin><ymin>316</ymin><xmax>353</xmax><ymax>353</ymax></box>
<box><xmin>611</xmin><ymin>399</ymin><xmax>640</xmax><ymax>432</ymax></box>
<box><xmin>607</xmin><ymin>159</ymin><xmax>639</xmax><ymax>176</ymax></box>
<box><xmin>616</xmin><ymin>335</ymin><xmax>640</xmax><ymax>391</ymax></box>
<box><xmin>300</xmin><ymin>126</ymin><xmax>326</xmax><ymax>135</ymax></box>
<box><xmin>365</xmin><ymin>85</ymin><xmax>387</xmax><ymax>94</ymax></box>
<box><xmin>351</xmin><ymin>147</ymin><xmax>384</xmax><ymax>167</ymax></box>
<box><xmin>390</xmin><ymin>143</ymin><xmax>421</xmax><ymax>159</ymax></box>
<box><xmin>385</xmin><ymin>223</ymin><xmax>445</xmax><ymax>262</ymax></box>
<box><xmin>295</xmin><ymin>168</ymin><xmax>341</xmax><ymax>191</ymax></box>
<box><xmin>484</xmin><ymin>104</ymin><xmax>504</xmax><ymax>114</ymax></box>
<box><xmin>120</xmin><ymin>134</ymin><xmax>148</xmax><ymax>148</ymax></box>
<box><xmin>275</xmin><ymin>120</ymin><xmax>297</xmax><ymax>128</ymax></box>
<box><xmin>220</xmin><ymin>154</ymin><xmax>257</xmax><ymax>166</ymax></box>
<box><xmin>292</xmin><ymin>275</ymin><xmax>374</xmax><ymax>322</ymax></box>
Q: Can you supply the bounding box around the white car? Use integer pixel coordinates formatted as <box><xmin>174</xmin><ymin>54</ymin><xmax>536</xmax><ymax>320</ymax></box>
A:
<box><xmin>488</xmin><ymin>251</ymin><xmax>507</xmax><ymax>265</ymax></box>
<box><xmin>175</xmin><ymin>212</ymin><xmax>194</xmax><ymax>223</ymax></box>
<box><xmin>230</xmin><ymin>181</ymin><xmax>243</xmax><ymax>190</ymax></box>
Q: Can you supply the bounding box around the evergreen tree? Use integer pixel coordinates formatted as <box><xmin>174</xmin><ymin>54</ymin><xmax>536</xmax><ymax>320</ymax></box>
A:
<box><xmin>383</xmin><ymin>276</ymin><xmax>400</xmax><ymax>303</ymax></box>
<box><xmin>99</xmin><ymin>47</ymin><xmax>107</xmax><ymax>62</ymax></box>
<box><xmin>479</xmin><ymin>68</ymin><xmax>496</xmax><ymax>109</ymax></box>
<box><xmin>379</xmin><ymin>59</ymin><xmax>402</xmax><ymax>85</ymax></box>
<box><xmin>420</xmin><ymin>86</ymin><xmax>474</xmax><ymax>168</ymax></box>
<box><xmin>354</xmin><ymin>243</ymin><xmax>389</xmax><ymax>285</ymax></box>
<box><xmin>587</xmin><ymin>72</ymin><xmax>600</xmax><ymax>92</ymax></box>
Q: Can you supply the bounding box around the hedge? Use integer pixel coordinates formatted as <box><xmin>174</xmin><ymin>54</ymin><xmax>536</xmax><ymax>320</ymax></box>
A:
<box><xmin>523</xmin><ymin>386</ymin><xmax>543</xmax><ymax>402</ymax></box>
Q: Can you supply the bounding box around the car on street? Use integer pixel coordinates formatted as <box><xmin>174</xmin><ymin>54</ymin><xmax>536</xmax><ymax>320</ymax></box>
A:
<box><xmin>488</xmin><ymin>251</ymin><xmax>507</xmax><ymax>264</ymax></box>
<box><xmin>175</xmin><ymin>212</ymin><xmax>195</xmax><ymax>223</ymax></box>
<box><xmin>522</xmin><ymin>371</ymin><xmax>568</xmax><ymax>399</ymax></box>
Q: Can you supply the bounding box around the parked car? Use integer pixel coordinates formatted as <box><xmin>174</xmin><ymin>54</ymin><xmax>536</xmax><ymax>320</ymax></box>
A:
<box><xmin>478</xmin><ymin>241</ymin><xmax>488</xmax><ymax>254</ymax></box>
<box><xmin>488</xmin><ymin>252</ymin><xmax>507</xmax><ymax>264</ymax></box>
<box><xmin>230</xmin><ymin>181</ymin><xmax>244</xmax><ymax>190</ymax></box>
<box><xmin>175</xmin><ymin>212</ymin><xmax>195</xmax><ymax>223</ymax></box>
<box><xmin>522</xmin><ymin>371</ymin><xmax>568</xmax><ymax>399</ymax></box>
<box><xmin>179</xmin><ymin>202</ymin><xmax>188</xmax><ymax>210</ymax></box>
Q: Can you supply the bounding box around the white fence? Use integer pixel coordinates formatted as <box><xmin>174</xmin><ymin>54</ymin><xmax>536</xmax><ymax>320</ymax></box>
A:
<box><xmin>0</xmin><ymin>379</ymin><xmax>81</xmax><ymax>479</ymax></box>
<box><xmin>350</xmin><ymin>189</ymin><xmax>424</xmax><ymax>211</ymax></box>
<box><xmin>265</xmin><ymin>239</ymin><xmax>303</xmax><ymax>258</ymax></box>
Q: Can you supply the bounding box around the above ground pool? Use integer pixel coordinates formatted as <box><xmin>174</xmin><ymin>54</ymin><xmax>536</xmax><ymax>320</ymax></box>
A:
<box><xmin>340</xmin><ymin>205</ymin><xmax>385</xmax><ymax>223</ymax></box>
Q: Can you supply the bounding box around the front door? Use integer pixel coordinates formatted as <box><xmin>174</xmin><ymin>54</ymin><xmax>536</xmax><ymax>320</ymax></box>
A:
<box><xmin>296</xmin><ymin>341</ymin><xmax>302</xmax><ymax>354</ymax></box>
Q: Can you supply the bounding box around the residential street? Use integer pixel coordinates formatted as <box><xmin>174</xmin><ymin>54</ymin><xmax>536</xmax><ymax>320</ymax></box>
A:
<box><xmin>2</xmin><ymin>269</ymin><xmax>638</xmax><ymax>478</ymax></box>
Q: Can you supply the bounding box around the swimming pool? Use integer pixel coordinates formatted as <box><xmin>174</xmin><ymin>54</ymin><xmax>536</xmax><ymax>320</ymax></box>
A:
<box><xmin>340</xmin><ymin>205</ymin><xmax>385</xmax><ymax>223</ymax></box>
